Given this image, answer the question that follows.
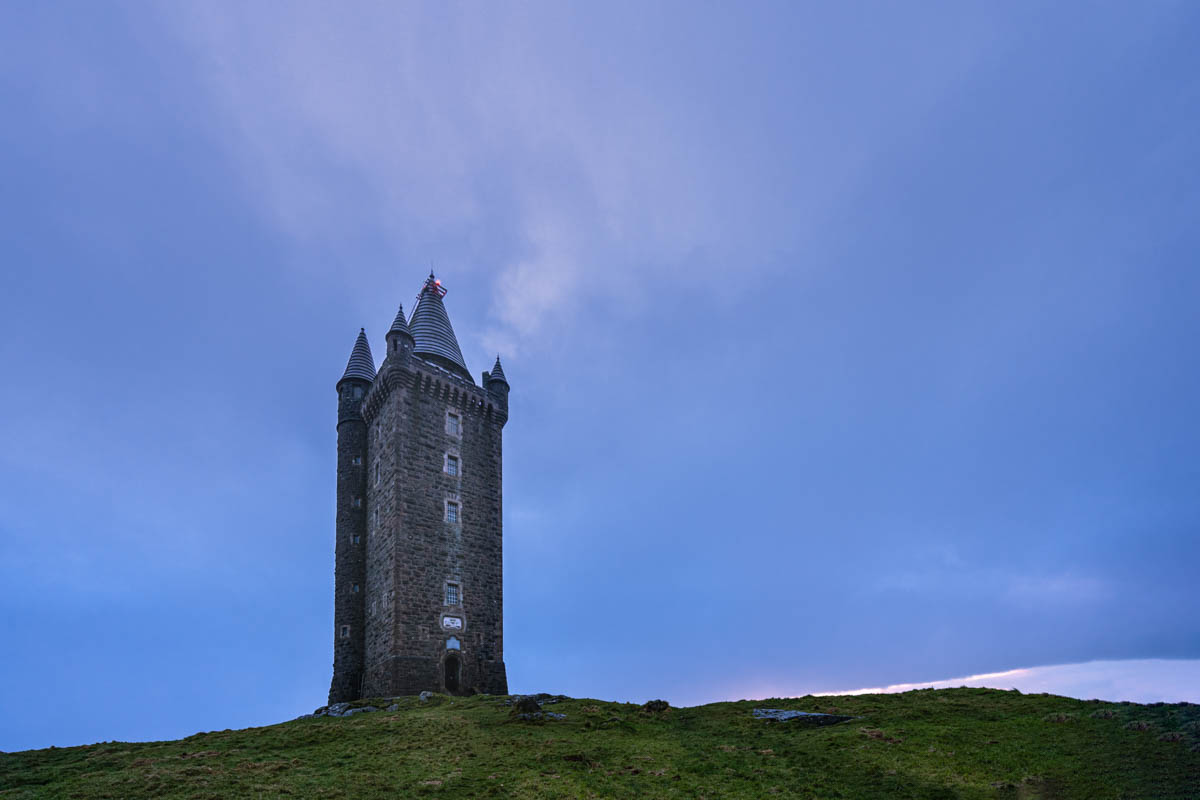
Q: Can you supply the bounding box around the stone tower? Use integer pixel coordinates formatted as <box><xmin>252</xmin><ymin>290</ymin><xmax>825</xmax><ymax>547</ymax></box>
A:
<box><xmin>329</xmin><ymin>274</ymin><xmax>509</xmax><ymax>702</ymax></box>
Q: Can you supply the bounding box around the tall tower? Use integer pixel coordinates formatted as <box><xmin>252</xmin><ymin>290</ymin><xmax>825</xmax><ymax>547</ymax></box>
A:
<box><xmin>329</xmin><ymin>274</ymin><xmax>509</xmax><ymax>701</ymax></box>
<box><xmin>329</xmin><ymin>330</ymin><xmax>374</xmax><ymax>703</ymax></box>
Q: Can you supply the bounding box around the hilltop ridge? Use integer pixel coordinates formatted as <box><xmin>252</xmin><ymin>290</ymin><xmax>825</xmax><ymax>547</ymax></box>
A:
<box><xmin>2</xmin><ymin>688</ymin><xmax>1198</xmax><ymax>798</ymax></box>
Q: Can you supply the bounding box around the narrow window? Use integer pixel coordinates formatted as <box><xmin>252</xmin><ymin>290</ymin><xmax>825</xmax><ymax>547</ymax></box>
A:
<box><xmin>445</xmin><ymin>583</ymin><xmax>460</xmax><ymax>606</ymax></box>
<box><xmin>339</xmin><ymin>625</ymin><xmax>350</xmax><ymax>638</ymax></box>
<box><xmin>445</xmin><ymin>501</ymin><xmax>459</xmax><ymax>523</ymax></box>
<box><xmin>446</xmin><ymin>412</ymin><xmax>461</xmax><ymax>436</ymax></box>
<box><xmin>352</xmin><ymin>455</ymin><xmax>362</xmax><ymax>466</ymax></box>
<box><xmin>352</xmin><ymin>583</ymin><xmax>360</xmax><ymax>593</ymax></box>
<box><xmin>445</xmin><ymin>454</ymin><xmax>459</xmax><ymax>476</ymax></box>
<box><xmin>352</xmin><ymin>534</ymin><xmax>361</xmax><ymax>545</ymax></box>
<box><xmin>352</xmin><ymin>496</ymin><xmax>362</xmax><ymax>508</ymax></box>
<box><xmin>446</xmin><ymin>636</ymin><xmax>461</xmax><ymax>650</ymax></box>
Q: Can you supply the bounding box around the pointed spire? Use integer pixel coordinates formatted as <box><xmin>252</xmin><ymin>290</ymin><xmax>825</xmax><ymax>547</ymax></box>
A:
<box><xmin>409</xmin><ymin>273</ymin><xmax>471</xmax><ymax>380</ymax></box>
<box><xmin>389</xmin><ymin>303</ymin><xmax>412</xmax><ymax>339</ymax></box>
<box><xmin>487</xmin><ymin>355</ymin><xmax>508</xmax><ymax>387</ymax></box>
<box><xmin>340</xmin><ymin>328</ymin><xmax>376</xmax><ymax>384</ymax></box>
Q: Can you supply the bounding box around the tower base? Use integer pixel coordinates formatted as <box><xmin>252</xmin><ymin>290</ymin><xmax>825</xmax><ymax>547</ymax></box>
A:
<box><xmin>363</xmin><ymin>655</ymin><xmax>508</xmax><ymax>697</ymax></box>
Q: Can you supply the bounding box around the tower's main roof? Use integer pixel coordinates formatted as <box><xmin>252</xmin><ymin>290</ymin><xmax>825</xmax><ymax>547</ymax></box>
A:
<box><xmin>409</xmin><ymin>274</ymin><xmax>471</xmax><ymax>381</ymax></box>
<box><xmin>340</xmin><ymin>328</ymin><xmax>376</xmax><ymax>384</ymax></box>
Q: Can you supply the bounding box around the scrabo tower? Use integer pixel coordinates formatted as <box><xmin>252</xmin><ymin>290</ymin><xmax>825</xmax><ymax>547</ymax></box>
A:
<box><xmin>330</xmin><ymin>273</ymin><xmax>509</xmax><ymax>703</ymax></box>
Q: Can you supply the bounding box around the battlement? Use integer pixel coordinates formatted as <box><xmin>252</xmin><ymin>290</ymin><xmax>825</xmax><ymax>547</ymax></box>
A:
<box><xmin>361</xmin><ymin>357</ymin><xmax>500</xmax><ymax>425</ymax></box>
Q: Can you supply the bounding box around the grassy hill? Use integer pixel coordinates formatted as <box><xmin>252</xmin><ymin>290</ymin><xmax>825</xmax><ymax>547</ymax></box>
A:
<box><xmin>2</xmin><ymin>688</ymin><xmax>1198</xmax><ymax>798</ymax></box>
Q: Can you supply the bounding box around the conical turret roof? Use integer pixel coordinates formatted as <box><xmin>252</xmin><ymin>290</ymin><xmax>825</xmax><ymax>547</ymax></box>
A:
<box><xmin>488</xmin><ymin>355</ymin><xmax>509</xmax><ymax>387</ymax></box>
<box><xmin>389</xmin><ymin>303</ymin><xmax>412</xmax><ymax>338</ymax></box>
<box><xmin>340</xmin><ymin>328</ymin><xmax>376</xmax><ymax>383</ymax></box>
<box><xmin>409</xmin><ymin>274</ymin><xmax>470</xmax><ymax>379</ymax></box>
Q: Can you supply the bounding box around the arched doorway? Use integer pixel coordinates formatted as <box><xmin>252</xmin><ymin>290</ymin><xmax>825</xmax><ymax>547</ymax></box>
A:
<box><xmin>443</xmin><ymin>654</ymin><xmax>461</xmax><ymax>693</ymax></box>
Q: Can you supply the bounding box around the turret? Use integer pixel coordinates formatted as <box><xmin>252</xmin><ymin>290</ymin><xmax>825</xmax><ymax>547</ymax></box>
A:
<box><xmin>329</xmin><ymin>329</ymin><xmax>374</xmax><ymax>704</ymax></box>
<box><xmin>384</xmin><ymin>303</ymin><xmax>415</xmax><ymax>366</ymax></box>
<box><xmin>483</xmin><ymin>355</ymin><xmax>510</xmax><ymax>426</ymax></box>
<box><xmin>336</xmin><ymin>328</ymin><xmax>376</xmax><ymax>420</ymax></box>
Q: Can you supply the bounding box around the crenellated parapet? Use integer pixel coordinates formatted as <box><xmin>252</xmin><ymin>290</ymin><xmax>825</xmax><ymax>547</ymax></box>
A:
<box><xmin>362</xmin><ymin>357</ymin><xmax>504</xmax><ymax>427</ymax></box>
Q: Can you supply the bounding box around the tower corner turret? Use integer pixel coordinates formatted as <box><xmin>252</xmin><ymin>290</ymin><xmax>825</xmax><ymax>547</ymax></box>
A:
<box><xmin>330</xmin><ymin>328</ymin><xmax>374</xmax><ymax>704</ymax></box>
<box><xmin>336</xmin><ymin>328</ymin><xmax>377</xmax><ymax>422</ymax></box>
<box><xmin>484</xmin><ymin>356</ymin><xmax>510</xmax><ymax>426</ymax></box>
<box><xmin>383</xmin><ymin>304</ymin><xmax>415</xmax><ymax>371</ymax></box>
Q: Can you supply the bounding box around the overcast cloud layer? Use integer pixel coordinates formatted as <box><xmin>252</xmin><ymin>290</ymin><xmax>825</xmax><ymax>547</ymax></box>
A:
<box><xmin>818</xmin><ymin>660</ymin><xmax>1200</xmax><ymax>705</ymax></box>
<box><xmin>1</xmin><ymin>2</ymin><xmax>1198</xmax><ymax>751</ymax></box>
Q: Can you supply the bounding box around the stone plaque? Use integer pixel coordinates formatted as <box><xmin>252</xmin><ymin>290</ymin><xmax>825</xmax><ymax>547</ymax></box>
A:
<box><xmin>442</xmin><ymin>616</ymin><xmax>463</xmax><ymax>630</ymax></box>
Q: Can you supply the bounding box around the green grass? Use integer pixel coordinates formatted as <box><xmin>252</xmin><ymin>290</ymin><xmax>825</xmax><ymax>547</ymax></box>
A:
<box><xmin>3</xmin><ymin>688</ymin><xmax>1198</xmax><ymax>798</ymax></box>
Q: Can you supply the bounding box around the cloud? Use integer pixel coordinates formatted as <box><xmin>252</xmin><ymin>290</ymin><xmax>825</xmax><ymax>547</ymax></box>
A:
<box><xmin>876</xmin><ymin>556</ymin><xmax>1111</xmax><ymax>611</ymax></box>
<box><xmin>157</xmin><ymin>2</ymin><xmax>989</xmax><ymax>357</ymax></box>
<box><xmin>818</xmin><ymin>659</ymin><xmax>1200</xmax><ymax>704</ymax></box>
<box><xmin>1004</xmin><ymin>571</ymin><xmax>1110</xmax><ymax>608</ymax></box>
<box><xmin>159</xmin><ymin>3</ymin><xmax>725</xmax><ymax>353</ymax></box>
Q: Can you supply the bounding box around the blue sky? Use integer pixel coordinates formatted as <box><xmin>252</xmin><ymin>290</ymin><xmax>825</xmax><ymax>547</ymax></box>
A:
<box><xmin>2</xmin><ymin>1</ymin><xmax>1199</xmax><ymax>752</ymax></box>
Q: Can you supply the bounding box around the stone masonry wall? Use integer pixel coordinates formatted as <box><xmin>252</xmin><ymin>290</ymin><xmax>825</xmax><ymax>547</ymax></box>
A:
<box><xmin>361</xmin><ymin>357</ymin><xmax>507</xmax><ymax>697</ymax></box>
<box><xmin>329</xmin><ymin>380</ymin><xmax>370</xmax><ymax>704</ymax></box>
